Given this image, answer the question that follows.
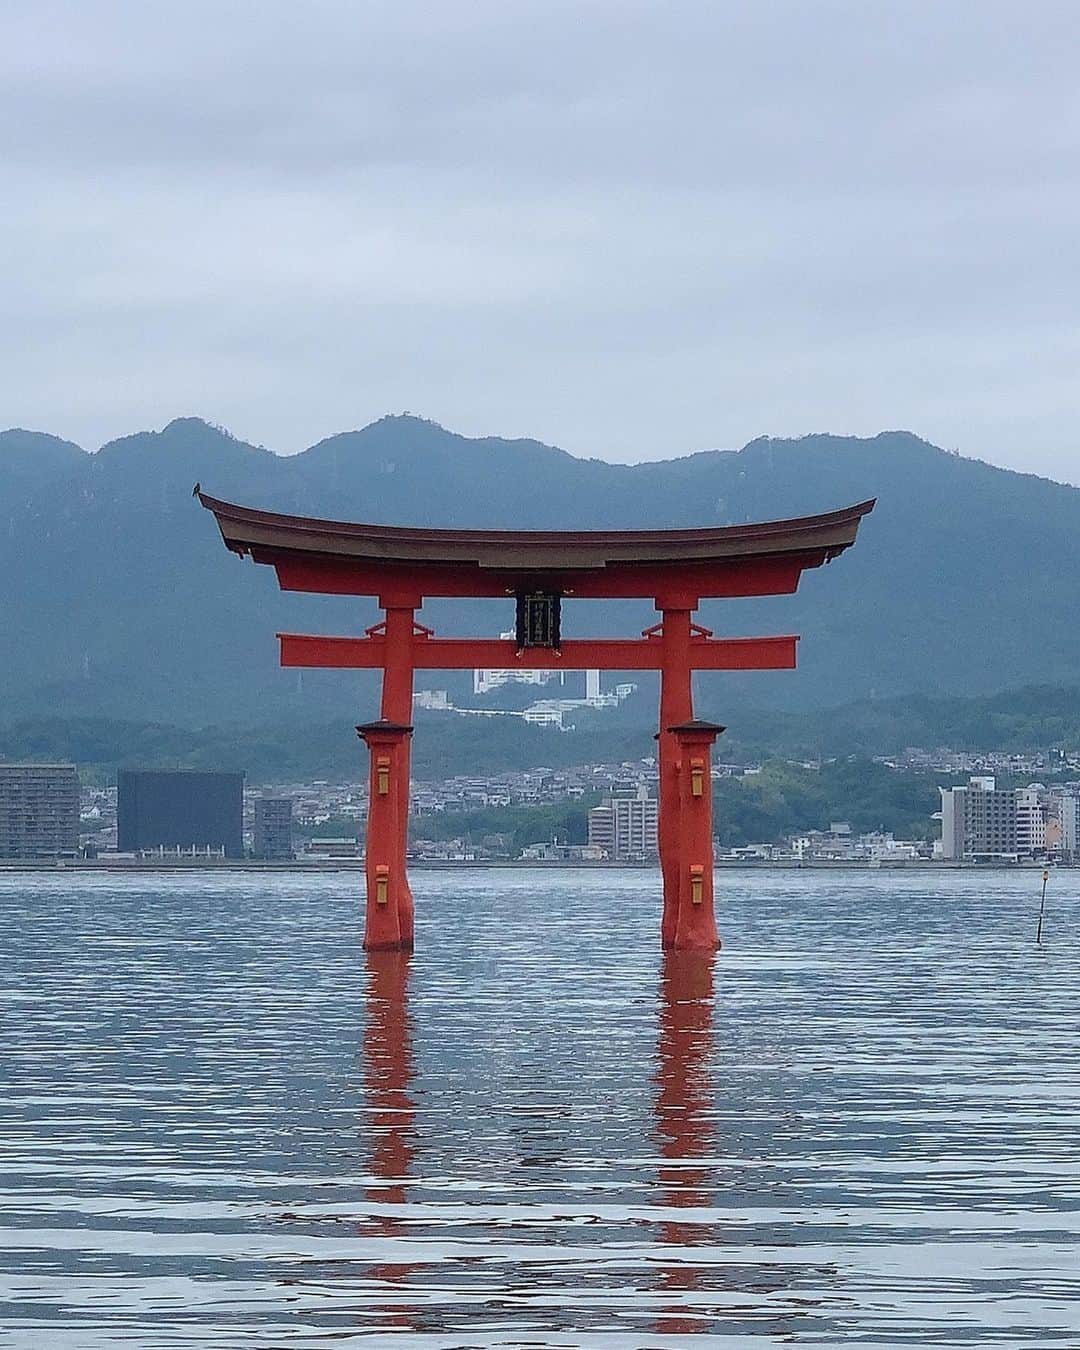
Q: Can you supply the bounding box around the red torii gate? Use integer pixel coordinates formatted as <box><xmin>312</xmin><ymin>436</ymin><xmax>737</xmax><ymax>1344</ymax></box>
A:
<box><xmin>197</xmin><ymin>490</ymin><xmax>873</xmax><ymax>952</ymax></box>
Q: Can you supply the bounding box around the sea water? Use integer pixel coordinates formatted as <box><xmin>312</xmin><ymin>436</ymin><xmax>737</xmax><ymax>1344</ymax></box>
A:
<box><xmin>0</xmin><ymin>869</ymin><xmax>1077</xmax><ymax>1347</ymax></box>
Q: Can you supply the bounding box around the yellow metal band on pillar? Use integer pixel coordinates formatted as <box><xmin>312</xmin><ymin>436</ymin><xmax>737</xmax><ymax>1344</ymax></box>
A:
<box><xmin>690</xmin><ymin>757</ymin><xmax>705</xmax><ymax>797</ymax></box>
<box><xmin>690</xmin><ymin>863</ymin><xmax>704</xmax><ymax>905</ymax></box>
<box><xmin>375</xmin><ymin>864</ymin><xmax>390</xmax><ymax>905</ymax></box>
<box><xmin>376</xmin><ymin>755</ymin><xmax>391</xmax><ymax>796</ymax></box>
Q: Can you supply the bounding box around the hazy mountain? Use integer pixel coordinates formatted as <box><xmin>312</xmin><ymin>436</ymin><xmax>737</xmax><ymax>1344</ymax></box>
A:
<box><xmin>1</xmin><ymin>415</ymin><xmax>1077</xmax><ymax>725</ymax></box>
<box><xmin>0</xmin><ymin>428</ymin><xmax>86</xmax><ymax>496</ymax></box>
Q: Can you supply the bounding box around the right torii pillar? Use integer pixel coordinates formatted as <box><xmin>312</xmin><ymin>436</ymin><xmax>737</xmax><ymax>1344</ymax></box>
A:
<box><xmin>657</xmin><ymin>604</ymin><xmax>724</xmax><ymax>951</ymax></box>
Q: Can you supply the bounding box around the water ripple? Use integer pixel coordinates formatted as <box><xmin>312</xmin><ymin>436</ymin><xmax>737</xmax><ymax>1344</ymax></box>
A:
<box><xmin>1</xmin><ymin>869</ymin><xmax>1077</xmax><ymax>1345</ymax></box>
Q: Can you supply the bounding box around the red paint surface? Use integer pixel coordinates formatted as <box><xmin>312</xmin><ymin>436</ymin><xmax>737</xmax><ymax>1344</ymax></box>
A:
<box><xmin>658</xmin><ymin>609</ymin><xmax>694</xmax><ymax>947</ymax></box>
<box><xmin>278</xmin><ymin>631</ymin><xmax>798</xmax><ymax>671</ymax></box>
<box><xmin>380</xmin><ymin>609</ymin><xmax>416</xmax><ymax>950</ymax></box>
<box><xmin>357</xmin><ymin>720</ymin><xmax>414</xmax><ymax>952</ymax></box>
<box><xmin>669</xmin><ymin>722</ymin><xmax>724</xmax><ymax>950</ymax></box>
<box><xmin>269</xmin><ymin>552</ymin><xmax>810</xmax><ymax>601</ymax></box>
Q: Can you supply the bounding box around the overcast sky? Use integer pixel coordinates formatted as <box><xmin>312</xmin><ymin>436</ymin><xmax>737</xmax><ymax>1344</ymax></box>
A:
<box><xmin>3</xmin><ymin>1</ymin><xmax>1079</xmax><ymax>483</ymax></box>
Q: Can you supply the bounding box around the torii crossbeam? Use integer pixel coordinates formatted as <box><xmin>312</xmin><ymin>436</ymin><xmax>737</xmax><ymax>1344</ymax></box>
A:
<box><xmin>197</xmin><ymin>490</ymin><xmax>874</xmax><ymax>952</ymax></box>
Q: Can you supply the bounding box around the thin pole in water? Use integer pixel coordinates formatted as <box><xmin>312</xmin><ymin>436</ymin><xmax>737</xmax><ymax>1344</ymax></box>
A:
<box><xmin>1036</xmin><ymin>868</ymin><xmax>1050</xmax><ymax>945</ymax></box>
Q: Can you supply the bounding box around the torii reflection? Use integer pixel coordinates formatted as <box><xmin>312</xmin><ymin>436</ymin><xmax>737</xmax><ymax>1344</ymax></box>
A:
<box><xmin>360</xmin><ymin>949</ymin><xmax>417</xmax><ymax>1323</ymax></box>
<box><xmin>654</xmin><ymin>947</ymin><xmax>717</xmax><ymax>1335</ymax></box>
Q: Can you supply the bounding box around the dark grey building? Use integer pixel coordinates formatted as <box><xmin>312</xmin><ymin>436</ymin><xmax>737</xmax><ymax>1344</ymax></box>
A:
<box><xmin>253</xmin><ymin>796</ymin><xmax>294</xmax><ymax>860</ymax></box>
<box><xmin>117</xmin><ymin>770</ymin><xmax>244</xmax><ymax>857</ymax></box>
<box><xmin>0</xmin><ymin>763</ymin><xmax>80</xmax><ymax>859</ymax></box>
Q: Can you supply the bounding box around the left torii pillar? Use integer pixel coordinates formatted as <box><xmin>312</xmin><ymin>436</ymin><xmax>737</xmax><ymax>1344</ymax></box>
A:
<box><xmin>667</xmin><ymin>720</ymin><xmax>725</xmax><ymax>951</ymax></box>
<box><xmin>356</xmin><ymin>603</ymin><xmax>417</xmax><ymax>951</ymax></box>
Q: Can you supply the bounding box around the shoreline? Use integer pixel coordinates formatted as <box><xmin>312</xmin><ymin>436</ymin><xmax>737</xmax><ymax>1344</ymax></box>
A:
<box><xmin>0</xmin><ymin>858</ymin><xmax>1072</xmax><ymax>874</ymax></box>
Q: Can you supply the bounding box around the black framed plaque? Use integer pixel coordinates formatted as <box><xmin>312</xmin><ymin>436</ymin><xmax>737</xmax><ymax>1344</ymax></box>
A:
<box><xmin>515</xmin><ymin>591</ymin><xmax>561</xmax><ymax>650</ymax></box>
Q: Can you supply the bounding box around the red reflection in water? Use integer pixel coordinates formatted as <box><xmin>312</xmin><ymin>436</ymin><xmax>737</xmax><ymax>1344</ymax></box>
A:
<box><xmin>361</xmin><ymin>948</ymin><xmax>416</xmax><ymax>1319</ymax></box>
<box><xmin>654</xmin><ymin>948</ymin><xmax>716</xmax><ymax>1335</ymax></box>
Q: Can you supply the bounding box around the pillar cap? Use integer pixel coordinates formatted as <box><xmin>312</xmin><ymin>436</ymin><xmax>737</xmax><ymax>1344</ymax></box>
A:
<box><xmin>667</xmin><ymin>719</ymin><xmax>726</xmax><ymax>735</ymax></box>
<box><xmin>356</xmin><ymin>719</ymin><xmax>414</xmax><ymax>737</ymax></box>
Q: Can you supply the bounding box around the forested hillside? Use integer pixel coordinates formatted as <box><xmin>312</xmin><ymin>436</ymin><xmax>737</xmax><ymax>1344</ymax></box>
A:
<box><xmin>2</xmin><ymin>415</ymin><xmax>1078</xmax><ymax>725</ymax></box>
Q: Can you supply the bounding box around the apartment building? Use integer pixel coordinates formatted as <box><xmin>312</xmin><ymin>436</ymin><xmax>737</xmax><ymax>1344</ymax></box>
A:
<box><xmin>0</xmin><ymin>763</ymin><xmax>80</xmax><ymax>859</ymax></box>
<box><xmin>587</xmin><ymin>786</ymin><xmax>659</xmax><ymax>861</ymax></box>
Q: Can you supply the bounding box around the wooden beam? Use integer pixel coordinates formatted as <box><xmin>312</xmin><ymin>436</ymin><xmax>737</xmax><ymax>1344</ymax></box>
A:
<box><xmin>277</xmin><ymin>633</ymin><xmax>798</xmax><ymax>671</ymax></box>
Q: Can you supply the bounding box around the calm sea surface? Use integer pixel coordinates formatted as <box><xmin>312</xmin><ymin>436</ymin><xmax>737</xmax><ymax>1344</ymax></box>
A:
<box><xmin>0</xmin><ymin>869</ymin><xmax>1078</xmax><ymax>1348</ymax></box>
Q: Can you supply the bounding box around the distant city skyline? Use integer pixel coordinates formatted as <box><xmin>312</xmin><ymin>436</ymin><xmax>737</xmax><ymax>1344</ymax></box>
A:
<box><xmin>4</xmin><ymin>2</ymin><xmax>1080</xmax><ymax>486</ymax></box>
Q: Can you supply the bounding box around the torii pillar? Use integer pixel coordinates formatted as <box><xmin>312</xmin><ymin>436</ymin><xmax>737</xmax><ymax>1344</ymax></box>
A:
<box><xmin>666</xmin><ymin>719</ymin><xmax>725</xmax><ymax>950</ymax></box>
<box><xmin>655</xmin><ymin>600</ymin><xmax>727</xmax><ymax>949</ymax></box>
<box><xmin>357</xmin><ymin>603</ymin><xmax>417</xmax><ymax>951</ymax></box>
<box><xmin>357</xmin><ymin>718</ymin><xmax>414</xmax><ymax>951</ymax></box>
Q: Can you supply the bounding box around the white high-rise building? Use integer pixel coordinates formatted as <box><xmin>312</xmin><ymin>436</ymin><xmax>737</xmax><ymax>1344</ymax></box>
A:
<box><xmin>587</xmin><ymin>786</ymin><xmax>659</xmax><ymax>861</ymax></box>
<box><xmin>473</xmin><ymin>639</ymin><xmax>607</xmax><ymax>707</ymax></box>
<box><xmin>1055</xmin><ymin>793</ymin><xmax>1079</xmax><ymax>861</ymax></box>
<box><xmin>1015</xmin><ymin>786</ymin><xmax>1047</xmax><ymax>857</ymax></box>
<box><xmin>473</xmin><ymin>632</ymin><xmax>561</xmax><ymax>695</ymax></box>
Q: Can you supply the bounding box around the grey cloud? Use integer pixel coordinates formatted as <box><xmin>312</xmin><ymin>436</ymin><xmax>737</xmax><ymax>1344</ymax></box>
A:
<box><xmin>2</xmin><ymin>0</ymin><xmax>1079</xmax><ymax>482</ymax></box>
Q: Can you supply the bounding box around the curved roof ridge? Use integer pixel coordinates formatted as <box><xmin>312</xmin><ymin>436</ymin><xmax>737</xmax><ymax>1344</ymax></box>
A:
<box><xmin>195</xmin><ymin>488</ymin><xmax>874</xmax><ymax>559</ymax></box>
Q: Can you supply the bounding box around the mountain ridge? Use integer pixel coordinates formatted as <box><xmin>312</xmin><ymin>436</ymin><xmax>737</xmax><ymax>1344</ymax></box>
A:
<box><xmin>2</xmin><ymin>415</ymin><xmax>1077</xmax><ymax>725</ymax></box>
<box><xmin>6</xmin><ymin>415</ymin><xmax>1078</xmax><ymax>495</ymax></box>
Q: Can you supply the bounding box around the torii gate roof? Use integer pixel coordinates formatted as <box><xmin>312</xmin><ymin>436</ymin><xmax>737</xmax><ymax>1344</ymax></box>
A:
<box><xmin>195</xmin><ymin>480</ymin><xmax>869</xmax><ymax>596</ymax></box>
